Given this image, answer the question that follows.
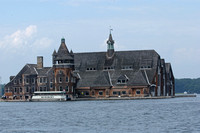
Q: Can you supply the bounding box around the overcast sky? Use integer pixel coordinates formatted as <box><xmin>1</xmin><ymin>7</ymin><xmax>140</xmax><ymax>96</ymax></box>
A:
<box><xmin>0</xmin><ymin>0</ymin><xmax>200</xmax><ymax>83</ymax></box>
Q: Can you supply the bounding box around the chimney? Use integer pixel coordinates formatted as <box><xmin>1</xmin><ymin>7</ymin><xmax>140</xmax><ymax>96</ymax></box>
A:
<box><xmin>10</xmin><ymin>76</ymin><xmax>15</xmax><ymax>81</ymax></box>
<box><xmin>37</xmin><ymin>56</ymin><xmax>43</xmax><ymax>69</ymax></box>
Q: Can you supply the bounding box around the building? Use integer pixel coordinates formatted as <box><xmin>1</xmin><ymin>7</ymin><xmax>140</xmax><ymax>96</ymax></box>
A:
<box><xmin>4</xmin><ymin>32</ymin><xmax>175</xmax><ymax>100</ymax></box>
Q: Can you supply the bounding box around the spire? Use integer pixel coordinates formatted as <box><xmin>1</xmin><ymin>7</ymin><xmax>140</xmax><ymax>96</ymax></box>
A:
<box><xmin>106</xmin><ymin>28</ymin><xmax>115</xmax><ymax>58</ymax></box>
<box><xmin>52</xmin><ymin>49</ymin><xmax>56</xmax><ymax>55</ymax></box>
<box><xmin>57</xmin><ymin>37</ymin><xmax>69</xmax><ymax>55</ymax></box>
<box><xmin>107</xmin><ymin>28</ymin><xmax>114</xmax><ymax>50</ymax></box>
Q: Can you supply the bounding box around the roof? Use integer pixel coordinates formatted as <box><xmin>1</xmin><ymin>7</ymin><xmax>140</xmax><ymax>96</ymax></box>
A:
<box><xmin>5</xmin><ymin>64</ymin><xmax>53</xmax><ymax>87</ymax></box>
<box><xmin>55</xmin><ymin>42</ymin><xmax>73</xmax><ymax>60</ymax></box>
<box><xmin>74</xmin><ymin>50</ymin><xmax>160</xmax><ymax>88</ymax></box>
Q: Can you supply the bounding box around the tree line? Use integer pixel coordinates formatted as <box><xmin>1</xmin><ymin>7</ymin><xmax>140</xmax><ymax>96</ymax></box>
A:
<box><xmin>175</xmin><ymin>78</ymin><xmax>200</xmax><ymax>94</ymax></box>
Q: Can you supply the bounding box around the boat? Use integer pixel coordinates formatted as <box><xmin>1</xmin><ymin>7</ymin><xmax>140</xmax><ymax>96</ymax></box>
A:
<box><xmin>31</xmin><ymin>91</ymin><xmax>69</xmax><ymax>101</ymax></box>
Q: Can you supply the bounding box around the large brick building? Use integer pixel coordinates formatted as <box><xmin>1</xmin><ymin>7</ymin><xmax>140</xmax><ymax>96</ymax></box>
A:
<box><xmin>4</xmin><ymin>32</ymin><xmax>175</xmax><ymax>100</ymax></box>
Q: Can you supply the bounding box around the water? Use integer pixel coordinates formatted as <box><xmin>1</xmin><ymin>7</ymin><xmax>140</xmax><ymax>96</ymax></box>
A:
<box><xmin>1</xmin><ymin>96</ymin><xmax>200</xmax><ymax>133</ymax></box>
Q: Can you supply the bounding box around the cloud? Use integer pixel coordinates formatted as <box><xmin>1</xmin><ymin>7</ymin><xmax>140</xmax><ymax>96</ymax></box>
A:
<box><xmin>0</xmin><ymin>25</ymin><xmax>52</xmax><ymax>55</ymax></box>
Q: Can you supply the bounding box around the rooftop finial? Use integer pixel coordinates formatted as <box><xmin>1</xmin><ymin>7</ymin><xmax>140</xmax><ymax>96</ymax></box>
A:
<box><xmin>109</xmin><ymin>26</ymin><xmax>113</xmax><ymax>34</ymax></box>
<box><xmin>61</xmin><ymin>37</ymin><xmax>65</xmax><ymax>43</ymax></box>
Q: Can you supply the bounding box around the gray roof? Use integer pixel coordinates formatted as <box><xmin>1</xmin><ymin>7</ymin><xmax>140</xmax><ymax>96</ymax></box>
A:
<box><xmin>5</xmin><ymin>64</ymin><xmax>52</xmax><ymax>87</ymax></box>
<box><xmin>74</xmin><ymin>50</ymin><xmax>160</xmax><ymax>88</ymax></box>
<box><xmin>55</xmin><ymin>42</ymin><xmax>73</xmax><ymax>60</ymax></box>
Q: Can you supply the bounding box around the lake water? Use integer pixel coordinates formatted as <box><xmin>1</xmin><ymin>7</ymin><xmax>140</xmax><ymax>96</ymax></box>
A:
<box><xmin>0</xmin><ymin>96</ymin><xmax>200</xmax><ymax>133</ymax></box>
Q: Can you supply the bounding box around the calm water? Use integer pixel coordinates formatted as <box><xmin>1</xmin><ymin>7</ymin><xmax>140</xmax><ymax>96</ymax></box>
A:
<box><xmin>1</xmin><ymin>96</ymin><xmax>200</xmax><ymax>133</ymax></box>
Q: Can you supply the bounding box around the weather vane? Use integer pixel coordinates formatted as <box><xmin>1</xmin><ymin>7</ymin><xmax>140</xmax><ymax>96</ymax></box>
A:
<box><xmin>109</xmin><ymin>26</ymin><xmax>113</xmax><ymax>34</ymax></box>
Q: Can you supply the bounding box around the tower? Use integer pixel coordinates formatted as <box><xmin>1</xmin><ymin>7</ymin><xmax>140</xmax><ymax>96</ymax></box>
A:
<box><xmin>52</xmin><ymin>38</ymin><xmax>75</xmax><ymax>98</ymax></box>
<box><xmin>106</xmin><ymin>29</ymin><xmax>115</xmax><ymax>58</ymax></box>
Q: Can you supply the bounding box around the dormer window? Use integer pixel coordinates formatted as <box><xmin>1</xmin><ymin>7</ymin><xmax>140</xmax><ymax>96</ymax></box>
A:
<box><xmin>117</xmin><ymin>75</ymin><xmax>129</xmax><ymax>84</ymax></box>
<box><xmin>122</xmin><ymin>66</ymin><xmax>133</xmax><ymax>70</ymax></box>
<box><xmin>140</xmin><ymin>66</ymin><xmax>151</xmax><ymax>69</ymax></box>
<box><xmin>86</xmin><ymin>68</ymin><xmax>96</xmax><ymax>71</ymax></box>
<box><xmin>104</xmin><ymin>66</ymin><xmax>114</xmax><ymax>70</ymax></box>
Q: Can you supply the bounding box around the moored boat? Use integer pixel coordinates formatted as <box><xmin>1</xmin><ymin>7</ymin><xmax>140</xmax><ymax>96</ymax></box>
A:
<box><xmin>31</xmin><ymin>91</ymin><xmax>68</xmax><ymax>101</ymax></box>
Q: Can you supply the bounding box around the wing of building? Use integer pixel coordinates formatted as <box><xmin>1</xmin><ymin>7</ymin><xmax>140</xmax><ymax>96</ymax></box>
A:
<box><xmin>4</xmin><ymin>32</ymin><xmax>175</xmax><ymax>100</ymax></box>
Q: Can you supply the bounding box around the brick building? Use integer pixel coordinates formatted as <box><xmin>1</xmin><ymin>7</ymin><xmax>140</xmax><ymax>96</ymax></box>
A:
<box><xmin>4</xmin><ymin>32</ymin><xmax>175</xmax><ymax>99</ymax></box>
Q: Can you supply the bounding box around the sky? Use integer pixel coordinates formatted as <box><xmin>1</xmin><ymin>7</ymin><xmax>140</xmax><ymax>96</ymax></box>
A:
<box><xmin>0</xmin><ymin>0</ymin><xmax>200</xmax><ymax>84</ymax></box>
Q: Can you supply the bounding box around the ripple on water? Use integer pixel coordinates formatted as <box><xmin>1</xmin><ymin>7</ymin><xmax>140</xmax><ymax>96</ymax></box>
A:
<box><xmin>0</xmin><ymin>96</ymin><xmax>200</xmax><ymax>133</ymax></box>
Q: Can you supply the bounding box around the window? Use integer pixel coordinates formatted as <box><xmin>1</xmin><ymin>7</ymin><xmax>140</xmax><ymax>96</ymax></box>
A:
<box><xmin>66</xmin><ymin>77</ymin><xmax>68</xmax><ymax>82</ymax></box>
<box><xmin>85</xmin><ymin>91</ymin><xmax>89</xmax><ymax>96</ymax></box>
<box><xmin>26</xmin><ymin>78</ymin><xmax>29</xmax><ymax>84</ymax></box>
<box><xmin>20</xmin><ymin>87</ymin><xmax>22</xmax><ymax>92</ymax></box>
<box><xmin>140</xmin><ymin>66</ymin><xmax>151</xmax><ymax>69</ymax></box>
<box><xmin>122</xmin><ymin>91</ymin><xmax>126</xmax><ymax>95</ymax></box>
<box><xmin>104</xmin><ymin>66</ymin><xmax>114</xmax><ymax>70</ymax></box>
<box><xmin>65</xmin><ymin>86</ymin><xmax>69</xmax><ymax>92</ymax></box>
<box><xmin>113</xmin><ymin>91</ymin><xmax>117</xmax><ymax>95</ymax></box>
<box><xmin>136</xmin><ymin>90</ymin><xmax>141</xmax><ymax>95</ymax></box>
<box><xmin>59</xmin><ymin>86</ymin><xmax>63</xmax><ymax>91</ymax></box>
<box><xmin>19</xmin><ymin>79</ymin><xmax>22</xmax><ymax>84</ymax></box>
<box><xmin>50</xmin><ymin>83</ymin><xmax>53</xmax><ymax>88</ymax></box>
<box><xmin>122</xmin><ymin>66</ymin><xmax>132</xmax><ymax>70</ymax></box>
<box><xmin>43</xmin><ymin>78</ymin><xmax>47</xmax><ymax>83</ymax></box>
<box><xmin>117</xmin><ymin>79</ymin><xmax>127</xmax><ymax>84</ymax></box>
<box><xmin>40</xmin><ymin>87</ymin><xmax>42</xmax><ymax>91</ymax></box>
<box><xmin>26</xmin><ymin>87</ymin><xmax>29</xmax><ymax>92</ymax></box>
<box><xmin>31</xmin><ymin>87</ymin><xmax>35</xmax><ymax>93</ymax></box>
<box><xmin>14</xmin><ymin>88</ymin><xmax>17</xmax><ymax>92</ymax></box>
<box><xmin>99</xmin><ymin>91</ymin><xmax>103</xmax><ymax>95</ymax></box>
<box><xmin>14</xmin><ymin>80</ymin><xmax>17</xmax><ymax>84</ymax></box>
<box><xmin>40</xmin><ymin>78</ymin><xmax>42</xmax><ymax>83</ymax></box>
<box><xmin>117</xmin><ymin>80</ymin><xmax>121</xmax><ymax>83</ymax></box>
<box><xmin>59</xmin><ymin>77</ymin><xmax>62</xmax><ymax>83</ymax></box>
<box><xmin>71</xmin><ymin>86</ymin><xmax>73</xmax><ymax>92</ymax></box>
<box><xmin>32</xmin><ymin>78</ymin><xmax>35</xmax><ymax>84</ymax></box>
<box><xmin>86</xmin><ymin>68</ymin><xmax>96</xmax><ymax>71</ymax></box>
<box><xmin>59</xmin><ymin>70</ymin><xmax>62</xmax><ymax>74</ymax></box>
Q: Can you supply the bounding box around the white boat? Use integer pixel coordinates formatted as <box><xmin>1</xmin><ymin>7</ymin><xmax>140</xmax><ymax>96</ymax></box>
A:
<box><xmin>31</xmin><ymin>91</ymin><xmax>68</xmax><ymax>101</ymax></box>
